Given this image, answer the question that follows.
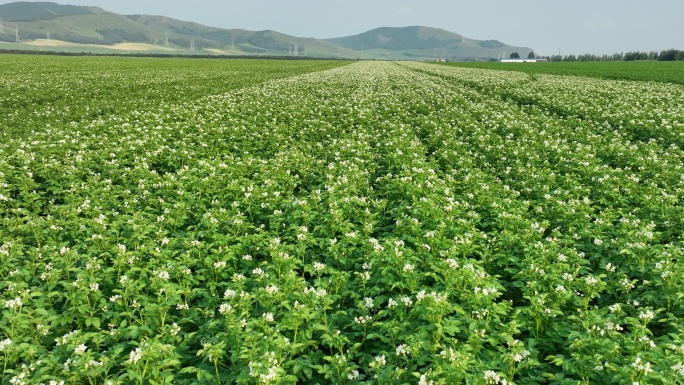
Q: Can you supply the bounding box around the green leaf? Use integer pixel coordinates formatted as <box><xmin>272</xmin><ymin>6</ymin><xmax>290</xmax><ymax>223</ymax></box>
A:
<box><xmin>35</xmin><ymin>308</ymin><xmax>49</xmax><ymax>316</ymax></box>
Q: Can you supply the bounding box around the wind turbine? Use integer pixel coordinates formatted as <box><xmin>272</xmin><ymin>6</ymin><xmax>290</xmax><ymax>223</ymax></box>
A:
<box><xmin>0</xmin><ymin>19</ymin><xmax>4</xmax><ymax>34</ymax></box>
<box><xmin>15</xmin><ymin>24</ymin><xmax>19</xmax><ymax>43</ymax></box>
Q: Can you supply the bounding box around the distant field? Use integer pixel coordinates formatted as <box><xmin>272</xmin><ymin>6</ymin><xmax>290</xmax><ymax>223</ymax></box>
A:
<box><xmin>0</xmin><ymin>55</ymin><xmax>349</xmax><ymax>137</ymax></box>
<box><xmin>0</xmin><ymin>40</ymin><xmax>181</xmax><ymax>55</ymax></box>
<box><xmin>23</xmin><ymin>39</ymin><xmax>178</xmax><ymax>52</ymax></box>
<box><xmin>441</xmin><ymin>61</ymin><xmax>684</xmax><ymax>84</ymax></box>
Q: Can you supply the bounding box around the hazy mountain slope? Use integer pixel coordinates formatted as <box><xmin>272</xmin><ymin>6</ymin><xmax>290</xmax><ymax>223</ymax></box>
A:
<box><xmin>328</xmin><ymin>26</ymin><xmax>533</xmax><ymax>60</ymax></box>
<box><xmin>327</xmin><ymin>26</ymin><xmax>464</xmax><ymax>50</ymax></box>
<box><xmin>0</xmin><ymin>1</ymin><xmax>98</xmax><ymax>21</ymax></box>
<box><xmin>0</xmin><ymin>2</ymin><xmax>534</xmax><ymax>59</ymax></box>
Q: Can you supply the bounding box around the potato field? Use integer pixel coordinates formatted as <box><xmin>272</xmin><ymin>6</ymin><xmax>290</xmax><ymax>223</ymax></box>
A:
<box><xmin>2</xmin><ymin>56</ymin><xmax>684</xmax><ymax>384</ymax></box>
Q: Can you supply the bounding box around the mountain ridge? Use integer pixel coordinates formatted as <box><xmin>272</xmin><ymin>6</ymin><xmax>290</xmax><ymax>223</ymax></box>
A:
<box><xmin>0</xmin><ymin>1</ymin><xmax>534</xmax><ymax>59</ymax></box>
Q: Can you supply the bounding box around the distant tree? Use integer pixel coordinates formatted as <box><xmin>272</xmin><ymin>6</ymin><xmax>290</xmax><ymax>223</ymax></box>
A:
<box><xmin>522</xmin><ymin>50</ymin><xmax>684</xmax><ymax>63</ymax></box>
<box><xmin>527</xmin><ymin>51</ymin><xmax>536</xmax><ymax>59</ymax></box>
<box><xmin>658</xmin><ymin>49</ymin><xmax>683</xmax><ymax>61</ymax></box>
<box><xmin>623</xmin><ymin>51</ymin><xmax>650</xmax><ymax>61</ymax></box>
<box><xmin>657</xmin><ymin>51</ymin><xmax>671</xmax><ymax>61</ymax></box>
<box><xmin>510</xmin><ymin>52</ymin><xmax>520</xmax><ymax>59</ymax></box>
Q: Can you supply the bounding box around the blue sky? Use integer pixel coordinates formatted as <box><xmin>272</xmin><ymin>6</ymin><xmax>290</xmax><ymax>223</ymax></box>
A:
<box><xmin>2</xmin><ymin>0</ymin><xmax>682</xmax><ymax>55</ymax></box>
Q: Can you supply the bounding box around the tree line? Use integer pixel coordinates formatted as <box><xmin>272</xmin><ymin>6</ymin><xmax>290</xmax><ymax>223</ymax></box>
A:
<box><xmin>538</xmin><ymin>49</ymin><xmax>684</xmax><ymax>62</ymax></box>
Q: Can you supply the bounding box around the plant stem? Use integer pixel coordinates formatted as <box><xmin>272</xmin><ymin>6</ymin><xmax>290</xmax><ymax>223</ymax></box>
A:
<box><xmin>214</xmin><ymin>360</ymin><xmax>221</xmax><ymax>385</ymax></box>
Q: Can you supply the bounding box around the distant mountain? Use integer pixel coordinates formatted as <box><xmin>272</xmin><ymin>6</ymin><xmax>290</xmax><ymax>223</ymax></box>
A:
<box><xmin>328</xmin><ymin>26</ymin><xmax>465</xmax><ymax>51</ymax></box>
<box><xmin>0</xmin><ymin>1</ymin><xmax>364</xmax><ymax>56</ymax></box>
<box><xmin>327</xmin><ymin>26</ymin><xmax>533</xmax><ymax>60</ymax></box>
<box><xmin>0</xmin><ymin>2</ymin><xmax>534</xmax><ymax>59</ymax></box>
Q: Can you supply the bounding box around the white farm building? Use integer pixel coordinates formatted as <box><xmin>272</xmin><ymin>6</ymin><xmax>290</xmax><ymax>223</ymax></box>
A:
<box><xmin>500</xmin><ymin>58</ymin><xmax>548</xmax><ymax>63</ymax></box>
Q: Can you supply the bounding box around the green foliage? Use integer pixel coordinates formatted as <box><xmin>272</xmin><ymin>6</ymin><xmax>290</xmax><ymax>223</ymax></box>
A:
<box><xmin>1</xmin><ymin>57</ymin><xmax>684</xmax><ymax>384</ymax></box>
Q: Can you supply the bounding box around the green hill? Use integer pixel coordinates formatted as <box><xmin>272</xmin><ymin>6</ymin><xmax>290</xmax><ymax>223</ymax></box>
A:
<box><xmin>0</xmin><ymin>2</ymin><xmax>533</xmax><ymax>59</ymax></box>
<box><xmin>1</xmin><ymin>11</ymin><xmax>157</xmax><ymax>45</ymax></box>
<box><xmin>327</xmin><ymin>26</ymin><xmax>534</xmax><ymax>60</ymax></box>
<box><xmin>0</xmin><ymin>2</ymin><xmax>359</xmax><ymax>56</ymax></box>
<box><xmin>327</xmin><ymin>26</ymin><xmax>464</xmax><ymax>51</ymax></box>
<box><xmin>123</xmin><ymin>16</ymin><xmax>365</xmax><ymax>57</ymax></box>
